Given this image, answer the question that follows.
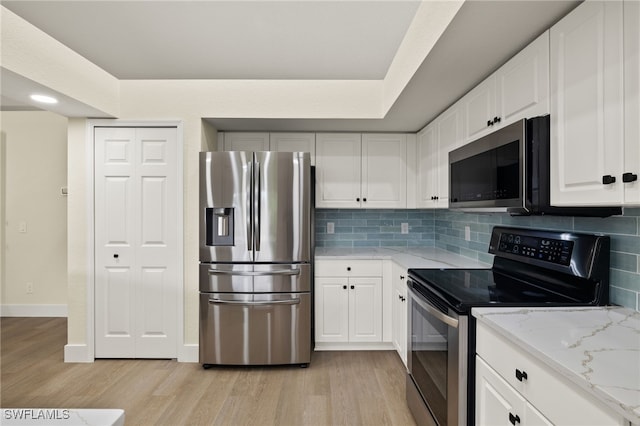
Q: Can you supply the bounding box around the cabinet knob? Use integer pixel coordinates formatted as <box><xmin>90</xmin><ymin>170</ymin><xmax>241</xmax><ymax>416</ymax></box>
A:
<box><xmin>356</xmin><ymin>197</ymin><xmax>360</xmax><ymax>202</ymax></box>
<box><xmin>363</xmin><ymin>198</ymin><xmax>367</xmax><ymax>202</ymax></box>
<box><xmin>350</xmin><ymin>285</ymin><xmax>355</xmax><ymax>290</ymax></box>
<box><xmin>602</xmin><ymin>175</ymin><xmax>616</xmax><ymax>185</ymax></box>
<box><xmin>343</xmin><ymin>285</ymin><xmax>347</xmax><ymax>290</ymax></box>
<box><xmin>347</xmin><ymin>267</ymin><xmax>351</xmax><ymax>271</ymax></box>
<box><xmin>623</xmin><ymin>172</ymin><xmax>638</xmax><ymax>183</ymax></box>
<box><xmin>508</xmin><ymin>413</ymin><xmax>521</xmax><ymax>425</ymax></box>
<box><xmin>515</xmin><ymin>369</ymin><xmax>528</xmax><ymax>382</ymax></box>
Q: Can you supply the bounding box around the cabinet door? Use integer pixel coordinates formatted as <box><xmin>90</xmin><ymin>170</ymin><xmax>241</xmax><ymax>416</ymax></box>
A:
<box><xmin>496</xmin><ymin>31</ymin><xmax>550</xmax><ymax>127</ymax></box>
<box><xmin>361</xmin><ymin>134</ymin><xmax>407</xmax><ymax>208</ymax></box>
<box><xmin>476</xmin><ymin>357</ymin><xmax>526</xmax><ymax>426</ymax></box>
<box><xmin>222</xmin><ymin>132</ymin><xmax>270</xmax><ymax>151</ymax></box>
<box><xmin>348</xmin><ymin>277</ymin><xmax>382</xmax><ymax>342</ymax></box>
<box><xmin>463</xmin><ymin>75</ymin><xmax>496</xmax><ymax>142</ymax></box>
<box><xmin>550</xmin><ymin>1</ymin><xmax>624</xmax><ymax>206</ymax></box>
<box><xmin>315</xmin><ymin>133</ymin><xmax>362</xmax><ymax>208</ymax></box>
<box><xmin>270</xmin><ymin>133</ymin><xmax>316</xmax><ymax>165</ymax></box>
<box><xmin>624</xmin><ymin>0</ymin><xmax>640</xmax><ymax>205</ymax></box>
<box><xmin>314</xmin><ymin>277</ymin><xmax>349</xmax><ymax>342</ymax></box>
<box><xmin>436</xmin><ymin>103</ymin><xmax>463</xmax><ymax>207</ymax></box>
<box><xmin>416</xmin><ymin>123</ymin><xmax>438</xmax><ymax>207</ymax></box>
<box><xmin>391</xmin><ymin>263</ymin><xmax>408</xmax><ymax>366</ymax></box>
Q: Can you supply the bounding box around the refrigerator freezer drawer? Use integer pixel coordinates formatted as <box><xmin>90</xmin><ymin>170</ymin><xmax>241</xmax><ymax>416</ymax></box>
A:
<box><xmin>199</xmin><ymin>263</ymin><xmax>311</xmax><ymax>293</ymax></box>
<box><xmin>199</xmin><ymin>292</ymin><xmax>311</xmax><ymax>366</ymax></box>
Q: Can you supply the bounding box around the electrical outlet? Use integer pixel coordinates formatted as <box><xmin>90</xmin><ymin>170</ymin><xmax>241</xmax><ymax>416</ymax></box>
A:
<box><xmin>465</xmin><ymin>226</ymin><xmax>471</xmax><ymax>241</ymax></box>
<box><xmin>401</xmin><ymin>223</ymin><xmax>409</xmax><ymax>234</ymax></box>
<box><xmin>26</xmin><ymin>282</ymin><xmax>33</xmax><ymax>294</ymax></box>
<box><xmin>18</xmin><ymin>221</ymin><xmax>27</xmax><ymax>233</ymax></box>
<box><xmin>327</xmin><ymin>222</ymin><xmax>335</xmax><ymax>234</ymax></box>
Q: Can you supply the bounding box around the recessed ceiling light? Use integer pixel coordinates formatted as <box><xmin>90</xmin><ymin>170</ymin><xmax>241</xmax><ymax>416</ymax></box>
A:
<box><xmin>30</xmin><ymin>94</ymin><xmax>58</xmax><ymax>104</ymax></box>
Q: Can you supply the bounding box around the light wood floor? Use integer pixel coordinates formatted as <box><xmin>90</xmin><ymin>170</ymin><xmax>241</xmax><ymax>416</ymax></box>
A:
<box><xmin>1</xmin><ymin>318</ymin><xmax>416</xmax><ymax>426</ymax></box>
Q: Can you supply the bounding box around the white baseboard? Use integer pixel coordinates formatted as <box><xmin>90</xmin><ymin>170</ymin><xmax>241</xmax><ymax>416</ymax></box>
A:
<box><xmin>179</xmin><ymin>344</ymin><xmax>199</xmax><ymax>363</ymax></box>
<box><xmin>314</xmin><ymin>342</ymin><xmax>395</xmax><ymax>351</ymax></box>
<box><xmin>1</xmin><ymin>304</ymin><xmax>67</xmax><ymax>317</ymax></box>
<box><xmin>64</xmin><ymin>344</ymin><xmax>93</xmax><ymax>363</ymax></box>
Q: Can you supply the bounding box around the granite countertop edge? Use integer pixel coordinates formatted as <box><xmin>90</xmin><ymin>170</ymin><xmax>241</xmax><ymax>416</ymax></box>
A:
<box><xmin>472</xmin><ymin>306</ymin><xmax>640</xmax><ymax>424</ymax></box>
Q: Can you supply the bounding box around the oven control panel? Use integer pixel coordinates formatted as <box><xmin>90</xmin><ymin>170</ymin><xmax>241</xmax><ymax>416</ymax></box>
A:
<box><xmin>497</xmin><ymin>232</ymin><xmax>574</xmax><ymax>265</ymax></box>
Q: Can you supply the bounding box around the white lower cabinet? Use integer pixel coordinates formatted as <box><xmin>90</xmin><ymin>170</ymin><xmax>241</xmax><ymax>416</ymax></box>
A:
<box><xmin>476</xmin><ymin>322</ymin><xmax>627</xmax><ymax>426</ymax></box>
<box><xmin>391</xmin><ymin>262</ymin><xmax>408</xmax><ymax>366</ymax></box>
<box><xmin>315</xmin><ymin>260</ymin><xmax>383</xmax><ymax>346</ymax></box>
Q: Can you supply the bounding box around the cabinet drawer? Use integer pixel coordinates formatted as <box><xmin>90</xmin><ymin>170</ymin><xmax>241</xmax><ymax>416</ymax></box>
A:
<box><xmin>315</xmin><ymin>260</ymin><xmax>382</xmax><ymax>277</ymax></box>
<box><xmin>476</xmin><ymin>322</ymin><xmax>625</xmax><ymax>425</ymax></box>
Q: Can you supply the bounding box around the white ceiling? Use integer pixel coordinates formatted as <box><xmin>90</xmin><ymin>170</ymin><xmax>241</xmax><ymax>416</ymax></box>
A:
<box><xmin>1</xmin><ymin>0</ymin><xmax>580</xmax><ymax>132</ymax></box>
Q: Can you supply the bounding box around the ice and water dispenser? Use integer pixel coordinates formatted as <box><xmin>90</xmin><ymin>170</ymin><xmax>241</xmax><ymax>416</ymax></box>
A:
<box><xmin>205</xmin><ymin>207</ymin><xmax>234</xmax><ymax>246</ymax></box>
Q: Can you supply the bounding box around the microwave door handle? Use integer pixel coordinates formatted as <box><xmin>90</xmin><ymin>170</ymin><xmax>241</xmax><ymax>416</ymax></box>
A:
<box><xmin>410</xmin><ymin>288</ymin><xmax>459</xmax><ymax>328</ymax></box>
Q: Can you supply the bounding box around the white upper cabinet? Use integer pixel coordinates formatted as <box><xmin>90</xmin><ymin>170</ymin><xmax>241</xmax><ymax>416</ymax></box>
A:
<box><xmin>624</xmin><ymin>0</ymin><xmax>640</xmax><ymax>204</ymax></box>
<box><xmin>221</xmin><ymin>132</ymin><xmax>270</xmax><ymax>151</ymax></box>
<box><xmin>463</xmin><ymin>31</ymin><xmax>550</xmax><ymax>143</ymax></box>
<box><xmin>361</xmin><ymin>134</ymin><xmax>407</xmax><ymax>209</ymax></box>
<box><xmin>416</xmin><ymin>102</ymin><xmax>464</xmax><ymax>208</ymax></box>
<box><xmin>550</xmin><ymin>0</ymin><xmax>626</xmax><ymax>206</ymax></box>
<box><xmin>316</xmin><ymin>133</ymin><xmax>407</xmax><ymax>209</ymax></box>
<box><xmin>496</xmin><ymin>30</ymin><xmax>550</xmax><ymax>125</ymax></box>
<box><xmin>269</xmin><ymin>132</ymin><xmax>316</xmax><ymax>165</ymax></box>
<box><xmin>315</xmin><ymin>133</ymin><xmax>362</xmax><ymax>208</ymax></box>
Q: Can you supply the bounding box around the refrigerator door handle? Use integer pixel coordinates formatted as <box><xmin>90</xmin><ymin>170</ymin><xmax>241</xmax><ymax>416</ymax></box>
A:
<box><xmin>254</xmin><ymin>160</ymin><xmax>261</xmax><ymax>251</ymax></box>
<box><xmin>246</xmin><ymin>160</ymin><xmax>253</xmax><ymax>251</ymax></box>
<box><xmin>208</xmin><ymin>297</ymin><xmax>301</xmax><ymax>306</ymax></box>
<box><xmin>207</xmin><ymin>269</ymin><xmax>301</xmax><ymax>277</ymax></box>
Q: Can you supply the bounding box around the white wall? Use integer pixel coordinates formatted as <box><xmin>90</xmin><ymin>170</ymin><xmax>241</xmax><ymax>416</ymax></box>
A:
<box><xmin>0</xmin><ymin>111</ymin><xmax>68</xmax><ymax>316</ymax></box>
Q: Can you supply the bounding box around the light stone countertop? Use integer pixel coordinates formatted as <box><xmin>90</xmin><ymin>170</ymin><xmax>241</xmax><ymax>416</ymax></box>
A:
<box><xmin>315</xmin><ymin>246</ymin><xmax>490</xmax><ymax>270</ymax></box>
<box><xmin>472</xmin><ymin>307</ymin><xmax>640</xmax><ymax>424</ymax></box>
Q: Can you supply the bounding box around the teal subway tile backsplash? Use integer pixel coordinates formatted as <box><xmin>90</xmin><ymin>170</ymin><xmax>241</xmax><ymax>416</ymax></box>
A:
<box><xmin>315</xmin><ymin>207</ymin><xmax>640</xmax><ymax>311</ymax></box>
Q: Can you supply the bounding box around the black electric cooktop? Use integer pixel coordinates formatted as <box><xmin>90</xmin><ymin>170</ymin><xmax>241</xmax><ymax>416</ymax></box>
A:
<box><xmin>408</xmin><ymin>267</ymin><xmax>599</xmax><ymax>314</ymax></box>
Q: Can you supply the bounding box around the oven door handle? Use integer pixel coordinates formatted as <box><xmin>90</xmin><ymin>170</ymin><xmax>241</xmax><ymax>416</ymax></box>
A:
<box><xmin>410</xmin><ymin>288</ymin><xmax>459</xmax><ymax>328</ymax></box>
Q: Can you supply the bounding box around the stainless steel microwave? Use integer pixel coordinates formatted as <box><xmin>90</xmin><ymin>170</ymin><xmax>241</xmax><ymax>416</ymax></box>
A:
<box><xmin>448</xmin><ymin>115</ymin><xmax>621</xmax><ymax>217</ymax></box>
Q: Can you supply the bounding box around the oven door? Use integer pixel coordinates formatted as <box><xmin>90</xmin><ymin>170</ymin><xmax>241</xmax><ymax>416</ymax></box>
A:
<box><xmin>407</xmin><ymin>280</ymin><xmax>468</xmax><ymax>426</ymax></box>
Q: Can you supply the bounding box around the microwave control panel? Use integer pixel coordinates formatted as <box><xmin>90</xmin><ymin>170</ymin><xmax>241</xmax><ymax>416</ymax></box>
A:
<box><xmin>496</xmin><ymin>232</ymin><xmax>574</xmax><ymax>265</ymax></box>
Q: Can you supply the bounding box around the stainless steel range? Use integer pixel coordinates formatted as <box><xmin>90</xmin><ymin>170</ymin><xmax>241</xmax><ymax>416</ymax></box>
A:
<box><xmin>406</xmin><ymin>226</ymin><xmax>610</xmax><ymax>425</ymax></box>
<box><xmin>199</xmin><ymin>151</ymin><xmax>312</xmax><ymax>367</ymax></box>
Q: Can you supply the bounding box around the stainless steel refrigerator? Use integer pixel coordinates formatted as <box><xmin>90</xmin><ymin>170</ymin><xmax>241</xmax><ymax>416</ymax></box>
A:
<box><xmin>199</xmin><ymin>151</ymin><xmax>312</xmax><ymax>367</ymax></box>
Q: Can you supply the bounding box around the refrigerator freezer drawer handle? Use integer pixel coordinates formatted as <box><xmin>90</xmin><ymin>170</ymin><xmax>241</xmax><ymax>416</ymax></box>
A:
<box><xmin>207</xmin><ymin>269</ymin><xmax>301</xmax><ymax>276</ymax></box>
<box><xmin>208</xmin><ymin>298</ymin><xmax>300</xmax><ymax>306</ymax></box>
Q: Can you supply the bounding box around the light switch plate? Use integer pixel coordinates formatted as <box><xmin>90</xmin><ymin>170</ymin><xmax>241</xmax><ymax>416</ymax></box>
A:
<box><xmin>465</xmin><ymin>225</ymin><xmax>471</xmax><ymax>241</ymax></box>
<box><xmin>327</xmin><ymin>222</ymin><xmax>335</xmax><ymax>234</ymax></box>
<box><xmin>401</xmin><ymin>223</ymin><xmax>409</xmax><ymax>234</ymax></box>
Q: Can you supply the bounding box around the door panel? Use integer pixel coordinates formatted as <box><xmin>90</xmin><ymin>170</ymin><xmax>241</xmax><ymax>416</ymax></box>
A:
<box><xmin>95</xmin><ymin>127</ymin><xmax>178</xmax><ymax>359</ymax></box>
<box><xmin>254</xmin><ymin>151</ymin><xmax>311</xmax><ymax>263</ymax></box>
<box><xmin>199</xmin><ymin>152</ymin><xmax>252</xmax><ymax>262</ymax></box>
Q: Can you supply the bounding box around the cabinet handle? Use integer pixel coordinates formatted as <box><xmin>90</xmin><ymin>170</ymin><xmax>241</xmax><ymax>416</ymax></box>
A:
<box><xmin>350</xmin><ymin>285</ymin><xmax>355</xmax><ymax>290</ymax></box>
<box><xmin>508</xmin><ymin>413</ymin><xmax>521</xmax><ymax>425</ymax></box>
<box><xmin>487</xmin><ymin>119</ymin><xmax>493</xmax><ymax>127</ymax></box>
<box><xmin>494</xmin><ymin>116</ymin><xmax>501</xmax><ymax>123</ymax></box>
<box><xmin>113</xmin><ymin>254</ymin><xmax>119</xmax><ymax>259</ymax></box>
<box><xmin>398</xmin><ymin>294</ymin><xmax>402</xmax><ymax>300</ymax></box>
<box><xmin>400</xmin><ymin>275</ymin><xmax>405</xmax><ymax>280</ymax></box>
<box><xmin>401</xmin><ymin>296</ymin><xmax>406</xmax><ymax>302</ymax></box>
<box><xmin>623</xmin><ymin>172</ymin><xmax>638</xmax><ymax>183</ymax></box>
<box><xmin>602</xmin><ymin>175</ymin><xmax>616</xmax><ymax>185</ymax></box>
<box><xmin>343</xmin><ymin>285</ymin><xmax>347</xmax><ymax>290</ymax></box>
<box><xmin>515</xmin><ymin>369</ymin><xmax>528</xmax><ymax>382</ymax></box>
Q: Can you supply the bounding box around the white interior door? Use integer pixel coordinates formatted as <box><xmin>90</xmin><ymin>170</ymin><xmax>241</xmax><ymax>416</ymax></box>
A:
<box><xmin>95</xmin><ymin>127</ymin><xmax>178</xmax><ymax>358</ymax></box>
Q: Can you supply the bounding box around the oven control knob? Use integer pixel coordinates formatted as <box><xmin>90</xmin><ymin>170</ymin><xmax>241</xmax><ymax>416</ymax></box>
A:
<box><xmin>513</xmin><ymin>245</ymin><xmax>519</xmax><ymax>253</ymax></box>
